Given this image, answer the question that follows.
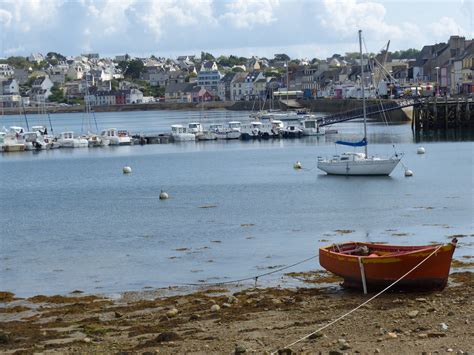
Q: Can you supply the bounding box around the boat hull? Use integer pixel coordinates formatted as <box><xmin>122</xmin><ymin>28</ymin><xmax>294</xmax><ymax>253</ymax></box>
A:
<box><xmin>318</xmin><ymin>158</ymin><xmax>401</xmax><ymax>176</ymax></box>
<box><xmin>319</xmin><ymin>241</ymin><xmax>456</xmax><ymax>291</ymax></box>
<box><xmin>3</xmin><ymin>144</ymin><xmax>25</xmax><ymax>152</ymax></box>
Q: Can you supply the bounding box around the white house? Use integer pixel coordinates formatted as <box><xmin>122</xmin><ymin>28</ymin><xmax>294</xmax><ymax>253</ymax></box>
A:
<box><xmin>0</xmin><ymin>79</ymin><xmax>19</xmax><ymax>95</ymax></box>
<box><xmin>0</xmin><ymin>64</ymin><xmax>15</xmax><ymax>78</ymax></box>
<box><xmin>30</xmin><ymin>76</ymin><xmax>54</xmax><ymax>103</ymax></box>
<box><xmin>127</xmin><ymin>88</ymin><xmax>143</xmax><ymax>104</ymax></box>
<box><xmin>67</xmin><ymin>64</ymin><xmax>85</xmax><ymax>80</ymax></box>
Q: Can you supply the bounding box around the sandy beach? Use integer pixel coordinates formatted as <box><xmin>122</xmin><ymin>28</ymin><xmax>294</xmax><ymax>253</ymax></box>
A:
<box><xmin>1</xmin><ymin>265</ymin><xmax>472</xmax><ymax>354</ymax></box>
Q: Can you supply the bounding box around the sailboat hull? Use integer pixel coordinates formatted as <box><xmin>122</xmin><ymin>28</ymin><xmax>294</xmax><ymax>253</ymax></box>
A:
<box><xmin>318</xmin><ymin>157</ymin><xmax>401</xmax><ymax>176</ymax></box>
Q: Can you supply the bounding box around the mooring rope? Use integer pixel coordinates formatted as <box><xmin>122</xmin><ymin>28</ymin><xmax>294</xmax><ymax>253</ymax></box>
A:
<box><xmin>177</xmin><ymin>255</ymin><xmax>318</xmax><ymax>287</ymax></box>
<box><xmin>270</xmin><ymin>243</ymin><xmax>444</xmax><ymax>354</ymax></box>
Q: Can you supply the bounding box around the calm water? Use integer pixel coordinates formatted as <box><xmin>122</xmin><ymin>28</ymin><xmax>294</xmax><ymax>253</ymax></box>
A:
<box><xmin>1</xmin><ymin>110</ymin><xmax>473</xmax><ymax>297</ymax></box>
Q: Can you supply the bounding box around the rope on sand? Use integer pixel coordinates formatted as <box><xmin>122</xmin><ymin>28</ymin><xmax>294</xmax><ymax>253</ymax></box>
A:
<box><xmin>177</xmin><ymin>255</ymin><xmax>318</xmax><ymax>287</ymax></box>
<box><xmin>270</xmin><ymin>244</ymin><xmax>444</xmax><ymax>354</ymax></box>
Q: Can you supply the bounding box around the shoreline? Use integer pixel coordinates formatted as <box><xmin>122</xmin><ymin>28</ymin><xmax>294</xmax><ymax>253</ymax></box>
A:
<box><xmin>1</xmin><ymin>268</ymin><xmax>472</xmax><ymax>353</ymax></box>
<box><xmin>1</xmin><ymin>99</ymin><xmax>412</xmax><ymax>122</ymax></box>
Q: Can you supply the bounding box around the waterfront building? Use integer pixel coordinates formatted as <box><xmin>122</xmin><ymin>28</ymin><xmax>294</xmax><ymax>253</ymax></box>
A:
<box><xmin>165</xmin><ymin>82</ymin><xmax>196</xmax><ymax>103</ymax></box>
<box><xmin>0</xmin><ymin>78</ymin><xmax>20</xmax><ymax>107</ymax></box>
<box><xmin>197</xmin><ymin>69</ymin><xmax>222</xmax><ymax>96</ymax></box>
<box><xmin>29</xmin><ymin>76</ymin><xmax>54</xmax><ymax>104</ymax></box>
<box><xmin>217</xmin><ymin>72</ymin><xmax>236</xmax><ymax>101</ymax></box>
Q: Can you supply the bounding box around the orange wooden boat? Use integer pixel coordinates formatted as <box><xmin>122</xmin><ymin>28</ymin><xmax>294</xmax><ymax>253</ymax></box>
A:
<box><xmin>319</xmin><ymin>238</ymin><xmax>457</xmax><ymax>292</ymax></box>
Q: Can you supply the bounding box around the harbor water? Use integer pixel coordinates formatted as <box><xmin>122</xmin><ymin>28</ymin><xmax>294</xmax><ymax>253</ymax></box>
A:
<box><xmin>1</xmin><ymin>110</ymin><xmax>473</xmax><ymax>297</ymax></box>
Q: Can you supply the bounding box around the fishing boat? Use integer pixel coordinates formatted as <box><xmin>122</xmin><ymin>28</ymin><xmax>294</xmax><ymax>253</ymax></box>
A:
<box><xmin>226</xmin><ymin>121</ymin><xmax>242</xmax><ymax>139</ymax></box>
<box><xmin>2</xmin><ymin>127</ymin><xmax>26</xmax><ymax>152</ymax></box>
<box><xmin>317</xmin><ymin>30</ymin><xmax>401</xmax><ymax>176</ymax></box>
<box><xmin>300</xmin><ymin>116</ymin><xmax>325</xmax><ymax>136</ymax></box>
<box><xmin>171</xmin><ymin>124</ymin><xmax>195</xmax><ymax>142</ymax></box>
<box><xmin>319</xmin><ymin>238</ymin><xmax>457</xmax><ymax>292</ymax></box>
<box><xmin>282</xmin><ymin>124</ymin><xmax>303</xmax><ymax>138</ymax></box>
<box><xmin>58</xmin><ymin>131</ymin><xmax>88</xmax><ymax>148</ymax></box>
<box><xmin>100</xmin><ymin>128</ymin><xmax>131</xmax><ymax>145</ymax></box>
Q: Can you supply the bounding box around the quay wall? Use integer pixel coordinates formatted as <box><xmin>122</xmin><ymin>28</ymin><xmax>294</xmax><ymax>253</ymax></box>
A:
<box><xmin>2</xmin><ymin>98</ymin><xmax>411</xmax><ymax>121</ymax></box>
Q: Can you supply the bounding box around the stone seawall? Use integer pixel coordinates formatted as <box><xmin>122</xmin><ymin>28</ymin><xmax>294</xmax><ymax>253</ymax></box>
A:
<box><xmin>2</xmin><ymin>99</ymin><xmax>411</xmax><ymax>121</ymax></box>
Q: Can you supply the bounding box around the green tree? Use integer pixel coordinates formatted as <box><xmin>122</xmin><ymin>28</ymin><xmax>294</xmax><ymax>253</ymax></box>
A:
<box><xmin>111</xmin><ymin>79</ymin><xmax>120</xmax><ymax>91</ymax></box>
<box><xmin>48</xmin><ymin>84</ymin><xmax>65</xmax><ymax>103</ymax></box>
<box><xmin>1</xmin><ymin>56</ymin><xmax>30</xmax><ymax>69</ymax></box>
<box><xmin>201</xmin><ymin>51</ymin><xmax>215</xmax><ymax>61</ymax></box>
<box><xmin>123</xmin><ymin>59</ymin><xmax>144</xmax><ymax>80</ymax></box>
<box><xmin>185</xmin><ymin>72</ymin><xmax>197</xmax><ymax>82</ymax></box>
<box><xmin>232</xmin><ymin>67</ymin><xmax>244</xmax><ymax>73</ymax></box>
<box><xmin>391</xmin><ymin>48</ymin><xmax>420</xmax><ymax>60</ymax></box>
<box><xmin>274</xmin><ymin>53</ymin><xmax>290</xmax><ymax>62</ymax></box>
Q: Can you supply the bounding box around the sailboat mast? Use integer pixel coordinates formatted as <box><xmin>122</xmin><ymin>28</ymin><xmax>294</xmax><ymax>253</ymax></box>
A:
<box><xmin>359</xmin><ymin>29</ymin><xmax>368</xmax><ymax>157</ymax></box>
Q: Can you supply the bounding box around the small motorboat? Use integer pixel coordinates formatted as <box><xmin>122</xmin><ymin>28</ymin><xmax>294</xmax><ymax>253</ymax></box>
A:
<box><xmin>319</xmin><ymin>238</ymin><xmax>457</xmax><ymax>292</ymax></box>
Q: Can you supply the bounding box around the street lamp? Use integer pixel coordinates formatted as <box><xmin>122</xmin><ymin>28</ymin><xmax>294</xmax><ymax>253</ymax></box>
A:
<box><xmin>435</xmin><ymin>66</ymin><xmax>440</xmax><ymax>96</ymax></box>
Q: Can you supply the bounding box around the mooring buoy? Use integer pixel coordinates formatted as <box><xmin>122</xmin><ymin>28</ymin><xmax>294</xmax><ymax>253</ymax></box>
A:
<box><xmin>417</xmin><ymin>147</ymin><xmax>425</xmax><ymax>154</ymax></box>
<box><xmin>123</xmin><ymin>166</ymin><xmax>132</xmax><ymax>174</ymax></box>
<box><xmin>293</xmin><ymin>161</ymin><xmax>302</xmax><ymax>170</ymax></box>
<box><xmin>405</xmin><ymin>169</ymin><xmax>413</xmax><ymax>177</ymax></box>
<box><xmin>159</xmin><ymin>190</ymin><xmax>169</xmax><ymax>200</ymax></box>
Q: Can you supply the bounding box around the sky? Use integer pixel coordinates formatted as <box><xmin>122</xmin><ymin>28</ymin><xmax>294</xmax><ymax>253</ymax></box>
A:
<box><xmin>0</xmin><ymin>0</ymin><xmax>473</xmax><ymax>60</ymax></box>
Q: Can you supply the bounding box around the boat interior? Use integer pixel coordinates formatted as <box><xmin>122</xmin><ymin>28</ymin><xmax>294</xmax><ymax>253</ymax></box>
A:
<box><xmin>325</xmin><ymin>242</ymin><xmax>440</xmax><ymax>258</ymax></box>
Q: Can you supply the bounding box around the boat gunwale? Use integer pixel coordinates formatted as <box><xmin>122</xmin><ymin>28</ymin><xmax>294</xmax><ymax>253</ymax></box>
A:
<box><xmin>319</xmin><ymin>241</ymin><xmax>449</xmax><ymax>260</ymax></box>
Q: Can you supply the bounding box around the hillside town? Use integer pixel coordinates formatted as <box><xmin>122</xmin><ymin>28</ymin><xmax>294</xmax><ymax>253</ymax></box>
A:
<box><xmin>0</xmin><ymin>35</ymin><xmax>472</xmax><ymax>109</ymax></box>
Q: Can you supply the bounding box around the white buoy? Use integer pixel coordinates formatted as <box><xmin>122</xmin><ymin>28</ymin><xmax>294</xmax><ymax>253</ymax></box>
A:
<box><xmin>293</xmin><ymin>161</ymin><xmax>302</xmax><ymax>170</ymax></box>
<box><xmin>405</xmin><ymin>169</ymin><xmax>413</xmax><ymax>177</ymax></box>
<box><xmin>417</xmin><ymin>147</ymin><xmax>425</xmax><ymax>154</ymax></box>
<box><xmin>159</xmin><ymin>190</ymin><xmax>169</xmax><ymax>200</ymax></box>
<box><xmin>123</xmin><ymin>166</ymin><xmax>132</xmax><ymax>174</ymax></box>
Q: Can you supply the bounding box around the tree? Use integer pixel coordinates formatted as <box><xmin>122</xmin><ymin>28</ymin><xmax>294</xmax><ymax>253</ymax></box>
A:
<box><xmin>274</xmin><ymin>53</ymin><xmax>290</xmax><ymax>62</ymax></box>
<box><xmin>111</xmin><ymin>79</ymin><xmax>120</xmax><ymax>91</ymax></box>
<box><xmin>123</xmin><ymin>59</ymin><xmax>144</xmax><ymax>80</ymax></box>
<box><xmin>232</xmin><ymin>67</ymin><xmax>244</xmax><ymax>73</ymax></box>
<box><xmin>345</xmin><ymin>52</ymin><xmax>360</xmax><ymax>60</ymax></box>
<box><xmin>185</xmin><ymin>72</ymin><xmax>197</xmax><ymax>82</ymax></box>
<box><xmin>391</xmin><ymin>48</ymin><xmax>420</xmax><ymax>60</ymax></box>
<box><xmin>1</xmin><ymin>56</ymin><xmax>30</xmax><ymax>69</ymax></box>
<box><xmin>45</xmin><ymin>52</ymin><xmax>66</xmax><ymax>66</ymax></box>
<box><xmin>201</xmin><ymin>51</ymin><xmax>215</xmax><ymax>61</ymax></box>
<box><xmin>48</xmin><ymin>84</ymin><xmax>65</xmax><ymax>103</ymax></box>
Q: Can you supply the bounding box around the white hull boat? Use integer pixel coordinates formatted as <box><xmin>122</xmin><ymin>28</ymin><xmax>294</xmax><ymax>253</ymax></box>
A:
<box><xmin>100</xmin><ymin>128</ymin><xmax>131</xmax><ymax>146</ymax></box>
<box><xmin>196</xmin><ymin>131</ymin><xmax>217</xmax><ymax>141</ymax></box>
<box><xmin>318</xmin><ymin>153</ymin><xmax>401</xmax><ymax>176</ymax></box>
<box><xmin>171</xmin><ymin>124</ymin><xmax>195</xmax><ymax>142</ymax></box>
<box><xmin>58</xmin><ymin>132</ymin><xmax>89</xmax><ymax>148</ymax></box>
<box><xmin>317</xmin><ymin>30</ymin><xmax>401</xmax><ymax>177</ymax></box>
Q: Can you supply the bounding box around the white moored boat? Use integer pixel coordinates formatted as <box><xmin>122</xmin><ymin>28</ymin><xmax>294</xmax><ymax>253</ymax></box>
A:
<box><xmin>2</xmin><ymin>127</ymin><xmax>26</xmax><ymax>152</ymax></box>
<box><xmin>58</xmin><ymin>131</ymin><xmax>88</xmax><ymax>148</ymax></box>
<box><xmin>317</xmin><ymin>30</ymin><xmax>401</xmax><ymax>176</ymax></box>
<box><xmin>226</xmin><ymin>121</ymin><xmax>241</xmax><ymax>139</ymax></box>
<box><xmin>317</xmin><ymin>151</ymin><xmax>401</xmax><ymax>175</ymax></box>
<box><xmin>100</xmin><ymin>128</ymin><xmax>131</xmax><ymax>146</ymax></box>
<box><xmin>300</xmin><ymin>116</ymin><xmax>325</xmax><ymax>136</ymax></box>
<box><xmin>171</xmin><ymin>124</ymin><xmax>195</xmax><ymax>142</ymax></box>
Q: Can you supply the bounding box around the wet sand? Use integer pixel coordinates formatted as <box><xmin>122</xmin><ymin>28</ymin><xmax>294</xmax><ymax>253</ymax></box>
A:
<box><xmin>1</xmin><ymin>268</ymin><xmax>473</xmax><ymax>354</ymax></box>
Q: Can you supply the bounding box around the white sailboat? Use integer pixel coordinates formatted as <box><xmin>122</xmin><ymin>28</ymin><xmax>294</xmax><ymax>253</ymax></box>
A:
<box><xmin>317</xmin><ymin>30</ymin><xmax>401</xmax><ymax>176</ymax></box>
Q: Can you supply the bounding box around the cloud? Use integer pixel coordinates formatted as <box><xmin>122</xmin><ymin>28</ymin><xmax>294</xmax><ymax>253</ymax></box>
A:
<box><xmin>0</xmin><ymin>8</ymin><xmax>12</xmax><ymax>26</ymax></box>
<box><xmin>431</xmin><ymin>16</ymin><xmax>468</xmax><ymax>38</ymax></box>
<box><xmin>220</xmin><ymin>0</ymin><xmax>280</xmax><ymax>29</ymax></box>
<box><xmin>319</xmin><ymin>0</ymin><xmax>404</xmax><ymax>40</ymax></box>
<box><xmin>0</xmin><ymin>0</ymin><xmax>63</xmax><ymax>32</ymax></box>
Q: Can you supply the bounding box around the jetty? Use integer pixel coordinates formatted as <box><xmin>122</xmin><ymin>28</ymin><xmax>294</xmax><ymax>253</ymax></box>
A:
<box><xmin>412</xmin><ymin>97</ymin><xmax>474</xmax><ymax>131</ymax></box>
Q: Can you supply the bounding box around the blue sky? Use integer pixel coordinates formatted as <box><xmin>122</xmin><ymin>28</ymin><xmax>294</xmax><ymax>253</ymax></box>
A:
<box><xmin>0</xmin><ymin>0</ymin><xmax>472</xmax><ymax>59</ymax></box>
